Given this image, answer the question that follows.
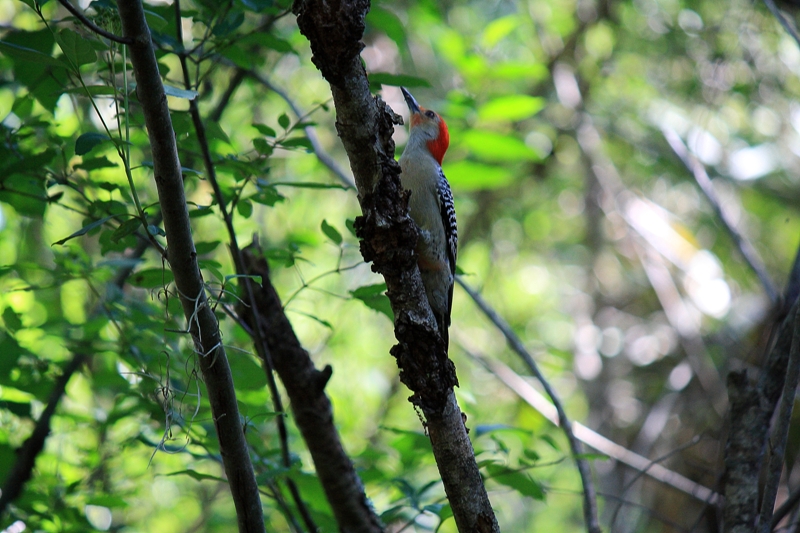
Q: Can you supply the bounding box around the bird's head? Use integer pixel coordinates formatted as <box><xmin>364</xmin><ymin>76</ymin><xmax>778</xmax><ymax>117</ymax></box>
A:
<box><xmin>401</xmin><ymin>87</ymin><xmax>450</xmax><ymax>165</ymax></box>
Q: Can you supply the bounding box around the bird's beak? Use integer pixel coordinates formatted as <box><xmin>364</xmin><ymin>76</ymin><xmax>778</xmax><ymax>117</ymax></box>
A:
<box><xmin>401</xmin><ymin>87</ymin><xmax>421</xmax><ymax>115</ymax></box>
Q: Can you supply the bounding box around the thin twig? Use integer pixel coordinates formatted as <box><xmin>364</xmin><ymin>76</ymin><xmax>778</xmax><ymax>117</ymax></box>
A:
<box><xmin>456</xmin><ymin>277</ymin><xmax>602</xmax><ymax>533</ymax></box>
<box><xmin>57</xmin><ymin>0</ymin><xmax>132</xmax><ymax>44</ymax></box>
<box><xmin>231</xmin><ymin>64</ymin><xmax>355</xmax><ymax>188</ymax></box>
<box><xmin>759</xmin><ymin>304</ymin><xmax>800</xmax><ymax>532</ymax></box>
<box><xmin>763</xmin><ymin>0</ymin><xmax>800</xmax><ymax>50</ymax></box>
<box><xmin>469</xmin><ymin>352</ymin><xmax>722</xmax><ymax>505</ymax></box>
<box><xmin>662</xmin><ymin>127</ymin><xmax>779</xmax><ymax>305</ymax></box>
<box><xmin>774</xmin><ymin>486</ymin><xmax>800</xmax><ymax>529</ymax></box>
<box><xmin>609</xmin><ymin>434</ymin><xmax>705</xmax><ymax>529</ymax></box>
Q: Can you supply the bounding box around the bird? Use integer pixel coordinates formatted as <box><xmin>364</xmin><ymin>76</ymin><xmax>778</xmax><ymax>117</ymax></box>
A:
<box><xmin>398</xmin><ymin>87</ymin><xmax>458</xmax><ymax>350</ymax></box>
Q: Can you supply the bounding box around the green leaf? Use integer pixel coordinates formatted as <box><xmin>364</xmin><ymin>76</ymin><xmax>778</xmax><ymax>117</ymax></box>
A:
<box><xmin>249</xmin><ymin>187</ymin><xmax>284</xmax><ymax>206</ymax></box>
<box><xmin>63</xmin><ymin>85</ymin><xmax>118</xmax><ymax>96</ymax></box>
<box><xmin>434</xmin><ymin>504</ymin><xmax>454</xmax><ymax>532</ymax></box>
<box><xmin>490</xmin><ymin>62</ymin><xmax>548</xmax><ymax>81</ymax></box>
<box><xmin>195</xmin><ymin>241</ymin><xmax>221</xmax><ymax>254</ymax></box>
<box><xmin>366</xmin><ymin>7</ymin><xmax>406</xmax><ymax>46</ymax></box>
<box><xmin>129</xmin><ymin>268</ymin><xmax>174</xmax><ymax>289</ymax></box>
<box><xmin>205</xmin><ymin>121</ymin><xmax>231</xmax><ymax>144</ymax></box>
<box><xmin>278</xmin><ymin>113</ymin><xmax>290</xmax><ymax>129</ymax></box>
<box><xmin>441</xmin><ymin>160</ymin><xmax>513</xmax><ymax>190</ymax></box>
<box><xmin>237</xmin><ymin>199</ymin><xmax>253</xmax><ymax>218</ymax></box>
<box><xmin>351</xmin><ymin>283</ymin><xmax>393</xmax><ymax>321</ymax></box>
<box><xmin>164</xmin><ymin>469</ymin><xmax>225</xmax><ymax>483</ymax></box>
<box><xmin>143</xmin><ymin>10</ymin><xmax>169</xmax><ymax>31</ymax></box>
<box><xmin>0</xmin><ymin>40</ymin><xmax>65</xmax><ymax>68</ymax></box>
<box><xmin>3</xmin><ymin>307</ymin><xmax>23</xmax><ymax>333</ymax></box>
<box><xmin>253</xmin><ymin>123</ymin><xmax>277</xmax><ymax>137</ymax></box>
<box><xmin>110</xmin><ymin>217</ymin><xmax>142</xmax><ymax>242</ymax></box>
<box><xmin>75</xmin><ymin>132</ymin><xmax>111</xmax><ymax>156</ymax></box>
<box><xmin>280</xmin><ymin>137</ymin><xmax>313</xmax><ymax>150</ymax></box>
<box><xmin>189</xmin><ymin>205</ymin><xmax>214</xmax><ymax>218</ymax></box>
<box><xmin>53</xmin><ymin>215</ymin><xmax>117</xmax><ymax>245</ymax></box>
<box><xmin>229</xmin><ymin>353</ymin><xmax>267</xmax><ymax>390</ymax></box>
<box><xmin>345</xmin><ymin>218</ymin><xmax>357</xmax><ymax>237</ymax></box>
<box><xmin>478</xmin><ymin>95</ymin><xmax>545</xmax><ymax>122</ymax></box>
<box><xmin>55</xmin><ymin>29</ymin><xmax>97</xmax><ymax>67</ymax></box>
<box><xmin>199</xmin><ymin>259</ymin><xmax>224</xmax><ymax>282</ymax></box>
<box><xmin>163</xmin><ymin>84</ymin><xmax>198</xmax><ymax>100</ymax></box>
<box><xmin>253</xmin><ymin>137</ymin><xmax>273</xmax><ymax>156</ymax></box>
<box><xmin>461</xmin><ymin>130</ymin><xmax>542</xmax><ymax>162</ymax></box>
<box><xmin>480</xmin><ymin>16</ymin><xmax>520</xmax><ymax>48</ymax></box>
<box><xmin>320</xmin><ymin>219</ymin><xmax>342</xmax><ymax>245</ymax></box>
<box><xmin>75</xmin><ymin>156</ymin><xmax>117</xmax><ymax>171</ymax></box>
<box><xmin>272</xmin><ymin>181</ymin><xmax>348</xmax><ymax>190</ymax></box>
<box><xmin>369</xmin><ymin>72</ymin><xmax>431</xmax><ymax>88</ymax></box>
<box><xmin>485</xmin><ymin>464</ymin><xmax>545</xmax><ymax>500</ymax></box>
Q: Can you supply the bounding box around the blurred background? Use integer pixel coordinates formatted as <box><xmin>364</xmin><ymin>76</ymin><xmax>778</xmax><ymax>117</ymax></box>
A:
<box><xmin>1</xmin><ymin>0</ymin><xmax>800</xmax><ymax>530</ymax></box>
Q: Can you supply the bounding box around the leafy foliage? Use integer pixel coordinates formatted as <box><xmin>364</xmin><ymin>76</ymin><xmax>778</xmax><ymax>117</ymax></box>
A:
<box><xmin>0</xmin><ymin>0</ymin><xmax>798</xmax><ymax>530</ymax></box>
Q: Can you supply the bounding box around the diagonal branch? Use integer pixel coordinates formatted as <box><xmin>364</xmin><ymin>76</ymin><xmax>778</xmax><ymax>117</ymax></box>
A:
<box><xmin>456</xmin><ymin>277</ymin><xmax>601</xmax><ymax>533</ymax></box>
<box><xmin>115</xmin><ymin>2</ymin><xmax>263</xmax><ymax>531</ymax></box>
<box><xmin>662</xmin><ymin>128</ymin><xmax>779</xmax><ymax>305</ymax></box>
<box><xmin>471</xmin><ymin>353</ymin><xmax>722</xmax><ymax>506</ymax></box>
<box><xmin>56</xmin><ymin>0</ymin><xmax>132</xmax><ymax>44</ymax></box>
<box><xmin>237</xmin><ymin>239</ymin><xmax>384</xmax><ymax>533</ymax></box>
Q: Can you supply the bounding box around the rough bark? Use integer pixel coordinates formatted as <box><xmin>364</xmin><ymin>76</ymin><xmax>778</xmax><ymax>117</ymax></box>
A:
<box><xmin>723</xmin><ymin>298</ymin><xmax>799</xmax><ymax>532</ymax></box>
<box><xmin>238</xmin><ymin>240</ymin><xmax>384</xmax><ymax>533</ymax></box>
<box><xmin>292</xmin><ymin>1</ymin><xmax>499</xmax><ymax>531</ymax></box>
<box><xmin>115</xmin><ymin>2</ymin><xmax>264</xmax><ymax>532</ymax></box>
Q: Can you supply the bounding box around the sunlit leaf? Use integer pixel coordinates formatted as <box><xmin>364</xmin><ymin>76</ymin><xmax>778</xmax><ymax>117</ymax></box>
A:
<box><xmin>56</xmin><ymin>29</ymin><xmax>97</xmax><ymax>67</ymax></box>
<box><xmin>461</xmin><ymin>130</ymin><xmax>541</xmax><ymax>162</ymax></box>
<box><xmin>351</xmin><ymin>283</ymin><xmax>393</xmax><ymax>320</ymax></box>
<box><xmin>481</xmin><ymin>16</ymin><xmax>520</xmax><ymax>48</ymax></box>
<box><xmin>369</xmin><ymin>72</ymin><xmax>431</xmax><ymax>88</ymax></box>
<box><xmin>442</xmin><ymin>160</ymin><xmax>513</xmax><ymax>190</ymax></box>
<box><xmin>478</xmin><ymin>95</ymin><xmax>545</xmax><ymax>122</ymax></box>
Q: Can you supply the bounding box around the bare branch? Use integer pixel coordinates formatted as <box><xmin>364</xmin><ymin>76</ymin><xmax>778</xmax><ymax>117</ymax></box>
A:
<box><xmin>115</xmin><ymin>2</ymin><xmax>263</xmax><ymax>530</ymax></box>
<box><xmin>662</xmin><ymin>127</ymin><xmax>779</xmax><ymax>305</ymax></box>
<box><xmin>471</xmin><ymin>353</ymin><xmax>722</xmax><ymax>506</ymax></box>
<box><xmin>56</xmin><ymin>0</ymin><xmax>132</xmax><ymax>44</ymax></box>
<box><xmin>456</xmin><ymin>277</ymin><xmax>601</xmax><ymax>533</ymax></box>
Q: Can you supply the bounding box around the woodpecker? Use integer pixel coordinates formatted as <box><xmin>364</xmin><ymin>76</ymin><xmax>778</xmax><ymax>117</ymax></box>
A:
<box><xmin>398</xmin><ymin>87</ymin><xmax>457</xmax><ymax>349</ymax></box>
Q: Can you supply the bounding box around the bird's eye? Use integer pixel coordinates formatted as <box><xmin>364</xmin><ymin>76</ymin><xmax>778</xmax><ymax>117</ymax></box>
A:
<box><xmin>425</xmin><ymin>110</ymin><xmax>436</xmax><ymax>119</ymax></box>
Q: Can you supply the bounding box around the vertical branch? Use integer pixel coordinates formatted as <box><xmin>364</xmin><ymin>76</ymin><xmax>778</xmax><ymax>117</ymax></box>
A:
<box><xmin>291</xmin><ymin>0</ymin><xmax>499</xmax><ymax>530</ymax></box>
<box><xmin>115</xmin><ymin>2</ymin><xmax>264</xmax><ymax>531</ymax></box>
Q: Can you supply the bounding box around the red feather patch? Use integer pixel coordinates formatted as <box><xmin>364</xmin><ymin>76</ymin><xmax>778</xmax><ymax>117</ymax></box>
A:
<box><xmin>427</xmin><ymin>118</ymin><xmax>450</xmax><ymax>165</ymax></box>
